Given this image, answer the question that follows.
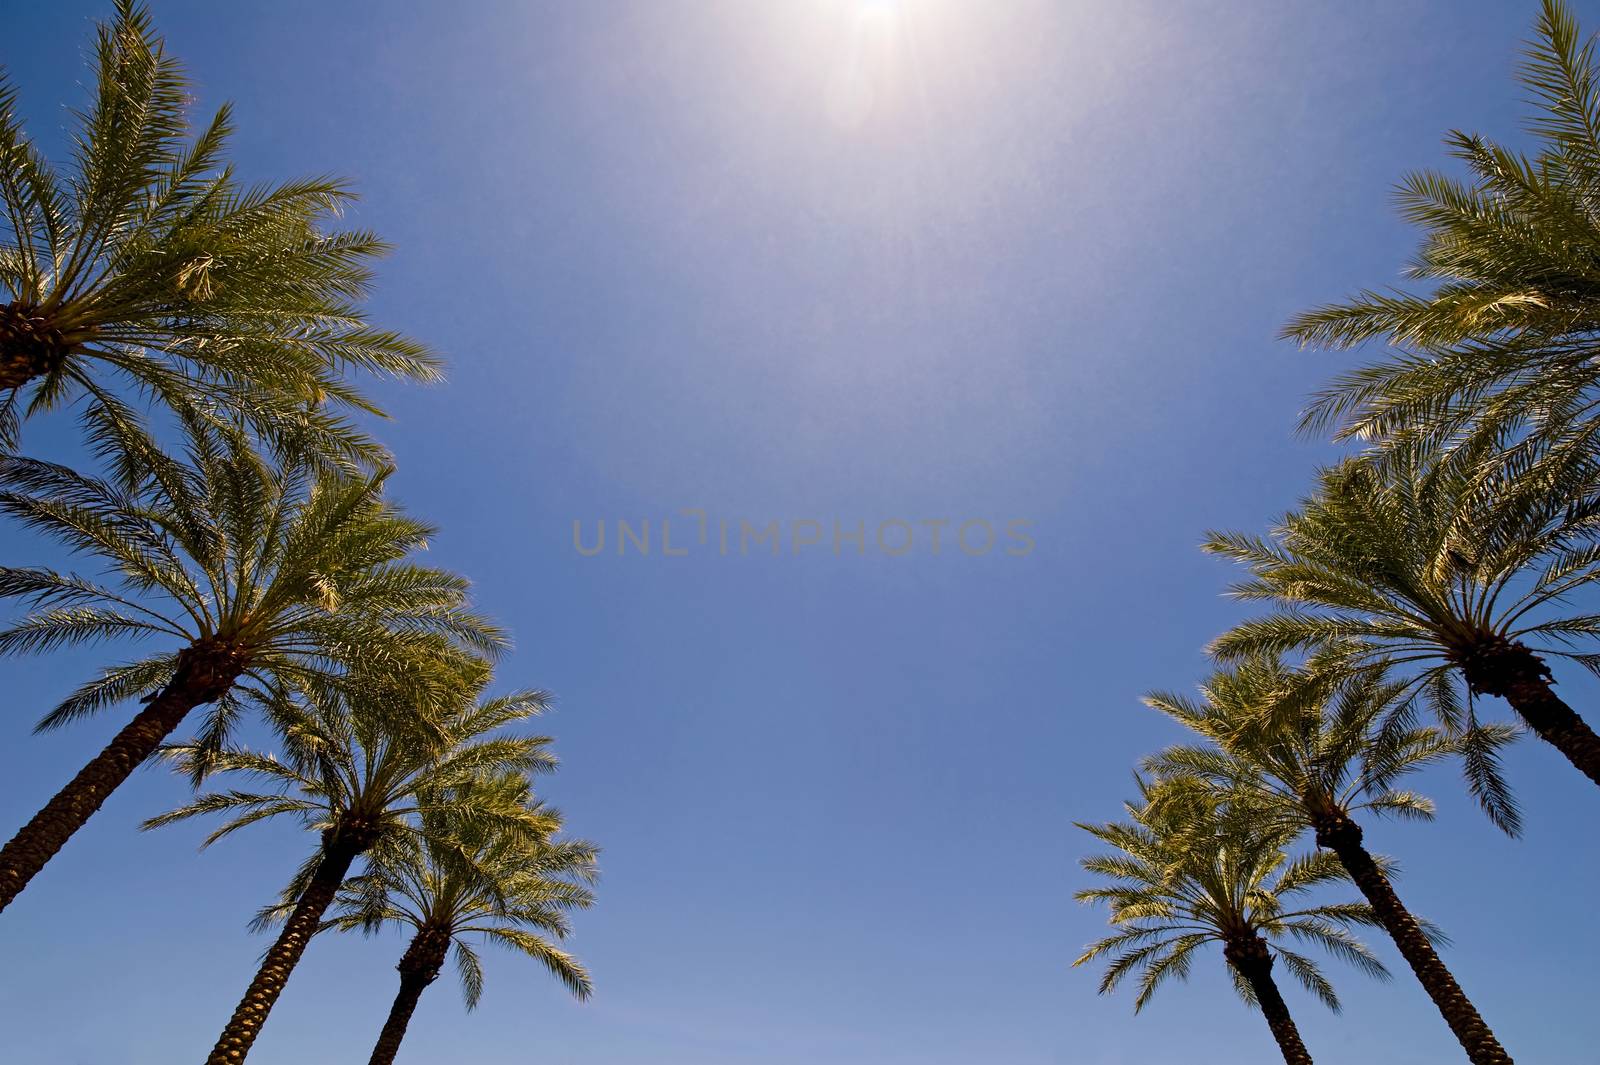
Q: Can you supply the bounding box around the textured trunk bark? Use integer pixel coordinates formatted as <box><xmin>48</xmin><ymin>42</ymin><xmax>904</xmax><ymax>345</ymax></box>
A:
<box><xmin>1455</xmin><ymin>636</ymin><xmax>1600</xmax><ymax>788</ymax></box>
<box><xmin>1317</xmin><ymin>814</ymin><xmax>1512</xmax><ymax>1064</ymax></box>
<box><xmin>205</xmin><ymin>822</ymin><xmax>378</xmax><ymax>1064</ymax></box>
<box><xmin>366</xmin><ymin>974</ymin><xmax>429</xmax><ymax>1065</ymax></box>
<box><xmin>366</xmin><ymin>927</ymin><xmax>451</xmax><ymax>1065</ymax></box>
<box><xmin>0</xmin><ymin>639</ymin><xmax>244</xmax><ymax>914</ymax></box>
<box><xmin>1224</xmin><ymin>936</ymin><xmax>1313</xmax><ymax>1065</ymax></box>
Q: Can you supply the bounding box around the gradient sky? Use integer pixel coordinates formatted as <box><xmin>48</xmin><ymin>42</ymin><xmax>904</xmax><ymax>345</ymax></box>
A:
<box><xmin>1</xmin><ymin>2</ymin><xmax>1598</xmax><ymax>1063</ymax></box>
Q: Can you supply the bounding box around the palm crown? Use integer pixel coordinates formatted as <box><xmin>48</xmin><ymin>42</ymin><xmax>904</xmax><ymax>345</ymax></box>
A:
<box><xmin>1075</xmin><ymin>780</ymin><xmax>1388</xmax><ymax>1014</ymax></box>
<box><xmin>332</xmin><ymin>772</ymin><xmax>598</xmax><ymax>1009</ymax></box>
<box><xmin>0</xmin><ymin>422</ymin><xmax>501</xmax><ymax>746</ymax></box>
<box><xmin>149</xmin><ymin>681</ymin><xmax>560</xmax><ymax>864</ymax></box>
<box><xmin>1143</xmin><ymin>658</ymin><xmax>1490</xmax><ymax>837</ymax></box>
<box><xmin>1287</xmin><ymin>1</ymin><xmax>1600</xmax><ymax>458</ymax></box>
<box><xmin>0</xmin><ymin>0</ymin><xmax>438</xmax><ymax>463</ymax></box>
<box><xmin>1205</xmin><ymin>439</ymin><xmax>1600</xmax><ymax>801</ymax></box>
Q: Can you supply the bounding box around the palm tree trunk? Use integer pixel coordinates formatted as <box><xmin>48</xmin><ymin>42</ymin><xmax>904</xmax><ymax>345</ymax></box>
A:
<box><xmin>1316</xmin><ymin>814</ymin><xmax>1512</xmax><ymax>1065</ymax></box>
<box><xmin>206</xmin><ymin>824</ymin><xmax>376</xmax><ymax>1064</ymax></box>
<box><xmin>1498</xmin><ymin>675</ymin><xmax>1600</xmax><ymax>787</ymax></box>
<box><xmin>1224</xmin><ymin>936</ymin><xmax>1313</xmax><ymax>1065</ymax></box>
<box><xmin>367</xmin><ymin>927</ymin><xmax>451</xmax><ymax>1065</ymax></box>
<box><xmin>366</xmin><ymin>973</ymin><xmax>430</xmax><ymax>1065</ymax></box>
<box><xmin>1458</xmin><ymin>638</ymin><xmax>1600</xmax><ymax>787</ymax></box>
<box><xmin>0</xmin><ymin>640</ymin><xmax>243</xmax><ymax>914</ymax></box>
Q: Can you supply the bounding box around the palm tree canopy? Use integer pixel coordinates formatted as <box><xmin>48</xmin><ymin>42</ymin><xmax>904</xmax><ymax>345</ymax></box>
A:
<box><xmin>0</xmin><ymin>418</ymin><xmax>503</xmax><ymax>758</ymax></box>
<box><xmin>1142</xmin><ymin>657</ymin><xmax>1512</xmax><ymax>835</ymax></box>
<box><xmin>0</xmin><ymin>0</ymin><xmax>438</xmax><ymax>464</ymax></box>
<box><xmin>1203</xmin><ymin>441</ymin><xmax>1600</xmax><ymax>828</ymax></box>
<box><xmin>1074</xmin><ymin>779</ymin><xmax>1389</xmax><ymax>1013</ymax></box>
<box><xmin>144</xmin><ymin>678</ymin><xmax>561</xmax><ymax>886</ymax></box>
<box><xmin>330</xmin><ymin>771</ymin><xmax>598</xmax><ymax>1006</ymax></box>
<box><xmin>1286</xmin><ymin>0</ymin><xmax>1600</xmax><ymax>456</ymax></box>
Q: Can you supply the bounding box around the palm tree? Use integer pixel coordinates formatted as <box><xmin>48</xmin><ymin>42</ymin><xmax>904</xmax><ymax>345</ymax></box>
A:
<box><xmin>319</xmin><ymin>773</ymin><xmax>596</xmax><ymax>1065</ymax></box>
<box><xmin>1285</xmin><ymin>1</ymin><xmax>1600</xmax><ymax>463</ymax></box>
<box><xmin>148</xmin><ymin>681</ymin><xmax>559</xmax><ymax>1065</ymax></box>
<box><xmin>0</xmin><ymin>420</ymin><xmax>501</xmax><ymax>913</ymax></box>
<box><xmin>0</xmin><ymin>0</ymin><xmax>437</xmax><ymax>464</ymax></box>
<box><xmin>1075</xmin><ymin>779</ymin><xmax>1389</xmax><ymax>1065</ymax></box>
<box><xmin>1205</xmin><ymin>442</ymin><xmax>1600</xmax><ymax>803</ymax></box>
<box><xmin>1144</xmin><ymin>658</ymin><xmax>1515</xmax><ymax>1064</ymax></box>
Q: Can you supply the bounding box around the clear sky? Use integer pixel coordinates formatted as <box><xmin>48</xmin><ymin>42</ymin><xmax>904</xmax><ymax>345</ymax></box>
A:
<box><xmin>1</xmin><ymin>2</ymin><xmax>1597</xmax><ymax>1063</ymax></box>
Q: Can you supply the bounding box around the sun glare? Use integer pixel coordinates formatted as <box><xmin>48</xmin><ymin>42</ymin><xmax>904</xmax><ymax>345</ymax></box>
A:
<box><xmin>824</xmin><ymin>0</ymin><xmax>912</xmax><ymax>129</ymax></box>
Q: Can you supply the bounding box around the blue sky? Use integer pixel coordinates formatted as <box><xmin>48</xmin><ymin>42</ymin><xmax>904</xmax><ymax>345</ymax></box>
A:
<box><xmin>1</xmin><ymin>1</ymin><xmax>1597</xmax><ymax>1062</ymax></box>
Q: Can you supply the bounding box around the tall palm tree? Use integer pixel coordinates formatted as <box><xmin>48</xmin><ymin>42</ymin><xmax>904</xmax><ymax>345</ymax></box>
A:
<box><xmin>1075</xmin><ymin>780</ymin><xmax>1389</xmax><ymax>1065</ymax></box>
<box><xmin>1205</xmin><ymin>442</ymin><xmax>1600</xmax><ymax>804</ymax></box>
<box><xmin>148</xmin><ymin>681</ymin><xmax>559</xmax><ymax>1065</ymax></box>
<box><xmin>319</xmin><ymin>773</ymin><xmax>596</xmax><ymax>1065</ymax></box>
<box><xmin>1144</xmin><ymin>658</ymin><xmax>1515</xmax><ymax>1065</ymax></box>
<box><xmin>1285</xmin><ymin>1</ymin><xmax>1600</xmax><ymax>462</ymax></box>
<box><xmin>0</xmin><ymin>0</ymin><xmax>437</xmax><ymax>464</ymax></box>
<box><xmin>0</xmin><ymin>420</ymin><xmax>501</xmax><ymax>913</ymax></box>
